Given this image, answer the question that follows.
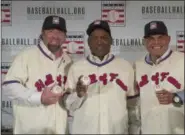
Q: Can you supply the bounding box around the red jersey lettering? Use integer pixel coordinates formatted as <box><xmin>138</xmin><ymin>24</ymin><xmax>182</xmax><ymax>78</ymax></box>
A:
<box><xmin>139</xmin><ymin>75</ymin><xmax>149</xmax><ymax>87</ymax></box>
<box><xmin>160</xmin><ymin>72</ymin><xmax>169</xmax><ymax>82</ymax></box>
<box><xmin>167</xmin><ymin>76</ymin><xmax>181</xmax><ymax>89</ymax></box>
<box><xmin>89</xmin><ymin>74</ymin><xmax>98</xmax><ymax>84</ymax></box>
<box><xmin>57</xmin><ymin>75</ymin><xmax>62</xmax><ymax>86</ymax></box>
<box><xmin>45</xmin><ymin>74</ymin><xmax>54</xmax><ymax>86</ymax></box>
<box><xmin>151</xmin><ymin>72</ymin><xmax>159</xmax><ymax>85</ymax></box>
<box><xmin>99</xmin><ymin>73</ymin><xmax>107</xmax><ymax>85</ymax></box>
<box><xmin>35</xmin><ymin>79</ymin><xmax>45</xmax><ymax>92</ymax></box>
<box><xmin>116</xmin><ymin>79</ymin><xmax>128</xmax><ymax>91</ymax></box>
<box><xmin>109</xmin><ymin>73</ymin><xmax>118</xmax><ymax>82</ymax></box>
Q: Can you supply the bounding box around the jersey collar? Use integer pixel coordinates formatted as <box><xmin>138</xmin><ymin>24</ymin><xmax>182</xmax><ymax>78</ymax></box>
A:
<box><xmin>86</xmin><ymin>53</ymin><xmax>115</xmax><ymax>67</ymax></box>
<box><xmin>145</xmin><ymin>48</ymin><xmax>173</xmax><ymax>65</ymax></box>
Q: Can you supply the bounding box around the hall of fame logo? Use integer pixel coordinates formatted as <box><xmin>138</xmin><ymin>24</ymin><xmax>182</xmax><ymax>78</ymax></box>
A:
<box><xmin>1</xmin><ymin>62</ymin><xmax>11</xmax><ymax>76</ymax></box>
<box><xmin>101</xmin><ymin>1</ymin><xmax>126</xmax><ymax>27</ymax></box>
<box><xmin>176</xmin><ymin>31</ymin><xmax>184</xmax><ymax>52</ymax></box>
<box><xmin>62</xmin><ymin>32</ymin><xmax>85</xmax><ymax>59</ymax></box>
<box><xmin>1</xmin><ymin>1</ymin><xmax>12</xmax><ymax>26</ymax></box>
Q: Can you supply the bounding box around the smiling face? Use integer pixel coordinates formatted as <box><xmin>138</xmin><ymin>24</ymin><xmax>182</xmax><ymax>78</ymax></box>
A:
<box><xmin>88</xmin><ymin>28</ymin><xmax>112</xmax><ymax>60</ymax></box>
<box><xmin>42</xmin><ymin>28</ymin><xmax>66</xmax><ymax>53</ymax></box>
<box><xmin>144</xmin><ymin>34</ymin><xmax>171</xmax><ymax>57</ymax></box>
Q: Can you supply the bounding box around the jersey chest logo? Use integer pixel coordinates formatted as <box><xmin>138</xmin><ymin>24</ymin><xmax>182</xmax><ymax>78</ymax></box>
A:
<box><xmin>84</xmin><ymin>73</ymin><xmax>128</xmax><ymax>91</ymax></box>
<box><xmin>34</xmin><ymin>74</ymin><xmax>67</xmax><ymax>92</ymax></box>
<box><xmin>137</xmin><ymin>72</ymin><xmax>181</xmax><ymax>90</ymax></box>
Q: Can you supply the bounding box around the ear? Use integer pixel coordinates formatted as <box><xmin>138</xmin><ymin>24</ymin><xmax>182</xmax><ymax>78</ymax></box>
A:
<box><xmin>143</xmin><ymin>38</ymin><xmax>149</xmax><ymax>49</ymax></box>
<box><xmin>110</xmin><ymin>37</ymin><xmax>113</xmax><ymax>45</ymax></box>
<box><xmin>40</xmin><ymin>30</ymin><xmax>44</xmax><ymax>39</ymax></box>
<box><xmin>41</xmin><ymin>31</ymin><xmax>48</xmax><ymax>45</ymax></box>
<box><xmin>143</xmin><ymin>38</ymin><xmax>147</xmax><ymax>45</ymax></box>
<box><xmin>87</xmin><ymin>37</ymin><xmax>91</xmax><ymax>47</ymax></box>
<box><xmin>41</xmin><ymin>30</ymin><xmax>44</xmax><ymax>35</ymax></box>
<box><xmin>167</xmin><ymin>35</ymin><xmax>171</xmax><ymax>44</ymax></box>
<box><xmin>64</xmin><ymin>33</ymin><xmax>67</xmax><ymax>39</ymax></box>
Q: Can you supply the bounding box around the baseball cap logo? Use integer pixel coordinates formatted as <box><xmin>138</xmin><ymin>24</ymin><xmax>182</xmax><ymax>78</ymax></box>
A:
<box><xmin>94</xmin><ymin>20</ymin><xmax>101</xmax><ymax>25</ymax></box>
<box><xmin>52</xmin><ymin>17</ymin><xmax>59</xmax><ymax>24</ymax></box>
<box><xmin>150</xmin><ymin>22</ymin><xmax>157</xmax><ymax>30</ymax></box>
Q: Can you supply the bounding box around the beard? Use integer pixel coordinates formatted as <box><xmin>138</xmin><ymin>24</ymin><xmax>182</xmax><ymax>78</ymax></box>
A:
<box><xmin>47</xmin><ymin>44</ymin><xmax>61</xmax><ymax>53</ymax></box>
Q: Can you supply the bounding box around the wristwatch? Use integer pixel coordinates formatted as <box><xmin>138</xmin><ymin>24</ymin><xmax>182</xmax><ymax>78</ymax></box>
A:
<box><xmin>172</xmin><ymin>93</ymin><xmax>183</xmax><ymax>107</ymax></box>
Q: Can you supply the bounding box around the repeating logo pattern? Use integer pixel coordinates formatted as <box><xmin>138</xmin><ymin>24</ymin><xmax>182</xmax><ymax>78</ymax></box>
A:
<box><xmin>176</xmin><ymin>31</ymin><xmax>184</xmax><ymax>52</ymax></box>
<box><xmin>62</xmin><ymin>32</ymin><xmax>85</xmax><ymax>61</ymax></box>
<box><xmin>101</xmin><ymin>1</ymin><xmax>126</xmax><ymax>27</ymax></box>
<box><xmin>1</xmin><ymin>1</ymin><xmax>12</xmax><ymax>26</ymax></box>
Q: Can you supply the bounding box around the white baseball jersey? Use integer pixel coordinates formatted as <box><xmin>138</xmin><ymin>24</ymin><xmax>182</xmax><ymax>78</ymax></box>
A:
<box><xmin>2</xmin><ymin>40</ymin><xmax>72</xmax><ymax>134</ymax></box>
<box><xmin>135</xmin><ymin>49</ymin><xmax>184</xmax><ymax>134</ymax></box>
<box><xmin>65</xmin><ymin>53</ymin><xmax>137</xmax><ymax>134</ymax></box>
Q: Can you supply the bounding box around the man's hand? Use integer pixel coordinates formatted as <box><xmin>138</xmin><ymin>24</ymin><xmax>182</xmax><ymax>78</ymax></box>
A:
<box><xmin>156</xmin><ymin>89</ymin><xmax>174</xmax><ymax>105</ymax></box>
<box><xmin>76</xmin><ymin>76</ymin><xmax>88</xmax><ymax>98</ymax></box>
<box><xmin>41</xmin><ymin>84</ymin><xmax>63</xmax><ymax>106</ymax></box>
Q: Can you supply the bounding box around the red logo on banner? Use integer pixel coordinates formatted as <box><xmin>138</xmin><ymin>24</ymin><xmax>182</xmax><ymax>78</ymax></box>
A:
<box><xmin>1</xmin><ymin>62</ymin><xmax>11</xmax><ymax>75</ymax></box>
<box><xmin>101</xmin><ymin>1</ymin><xmax>126</xmax><ymax>27</ymax></box>
<box><xmin>176</xmin><ymin>31</ymin><xmax>184</xmax><ymax>53</ymax></box>
<box><xmin>1</xmin><ymin>62</ymin><xmax>11</xmax><ymax>85</ymax></box>
<box><xmin>62</xmin><ymin>32</ymin><xmax>85</xmax><ymax>55</ymax></box>
<box><xmin>1</xmin><ymin>1</ymin><xmax>12</xmax><ymax>26</ymax></box>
